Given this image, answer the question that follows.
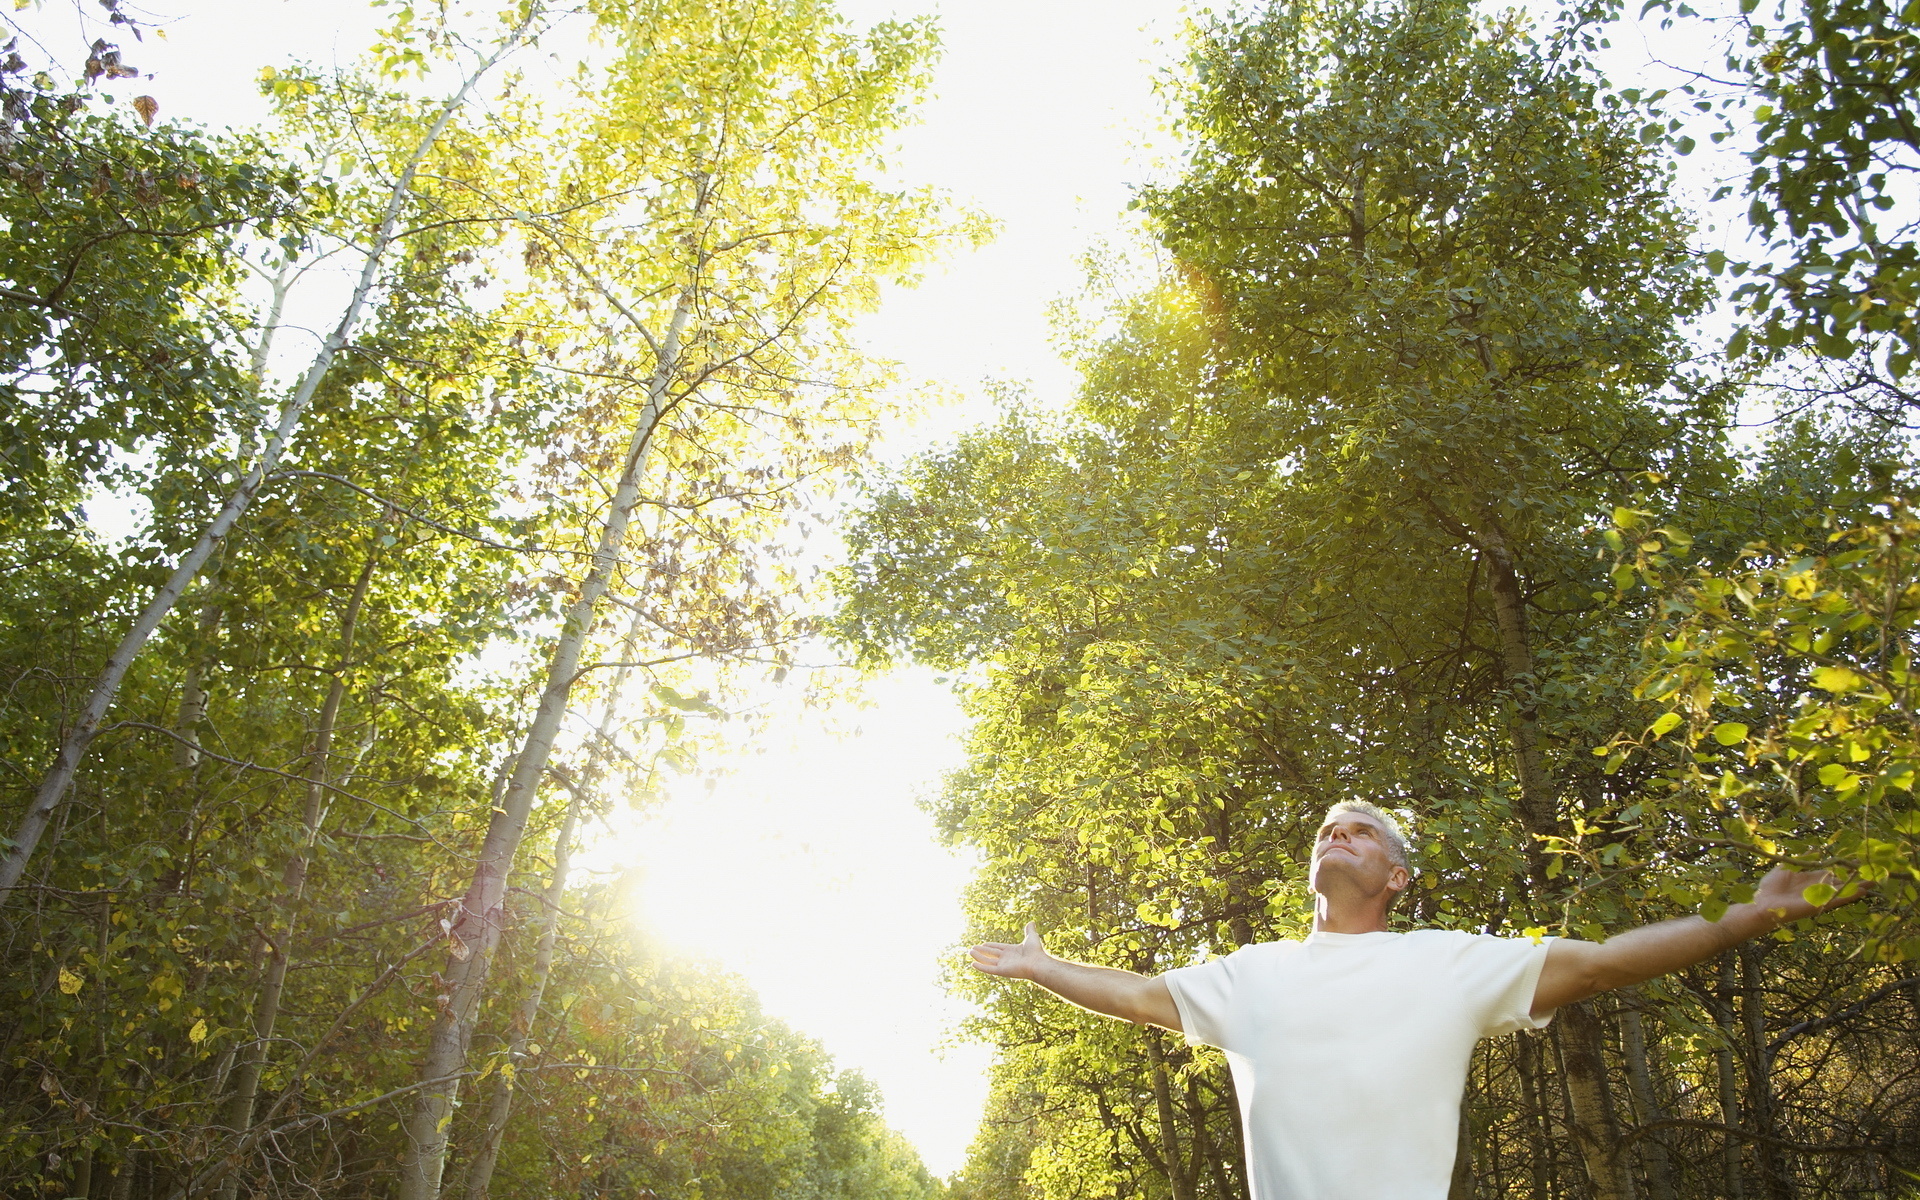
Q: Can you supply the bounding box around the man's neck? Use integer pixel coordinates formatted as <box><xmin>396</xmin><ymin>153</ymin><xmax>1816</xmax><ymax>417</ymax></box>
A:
<box><xmin>1312</xmin><ymin>895</ymin><xmax>1393</xmax><ymax>935</ymax></box>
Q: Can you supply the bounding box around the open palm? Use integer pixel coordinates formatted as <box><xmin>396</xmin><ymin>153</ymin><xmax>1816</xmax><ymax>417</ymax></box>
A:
<box><xmin>1751</xmin><ymin>865</ymin><xmax>1863</xmax><ymax>923</ymax></box>
<box><xmin>971</xmin><ymin>922</ymin><xmax>1050</xmax><ymax>980</ymax></box>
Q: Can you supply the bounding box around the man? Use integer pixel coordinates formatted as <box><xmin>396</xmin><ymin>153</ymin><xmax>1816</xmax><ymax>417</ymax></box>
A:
<box><xmin>970</xmin><ymin>799</ymin><xmax>1852</xmax><ymax>1200</ymax></box>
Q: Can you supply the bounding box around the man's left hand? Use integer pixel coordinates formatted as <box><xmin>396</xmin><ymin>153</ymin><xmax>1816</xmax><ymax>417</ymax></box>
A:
<box><xmin>1530</xmin><ymin>863</ymin><xmax>1868</xmax><ymax>1017</ymax></box>
<box><xmin>1747</xmin><ymin>864</ymin><xmax>1864</xmax><ymax>925</ymax></box>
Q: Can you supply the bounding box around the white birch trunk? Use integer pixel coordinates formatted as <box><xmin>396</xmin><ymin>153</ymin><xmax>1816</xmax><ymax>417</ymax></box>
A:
<box><xmin>455</xmin><ymin>784</ymin><xmax>581</xmax><ymax>1200</ymax></box>
<box><xmin>457</xmin><ymin>600</ymin><xmax>651</xmax><ymax>1200</ymax></box>
<box><xmin>395</xmin><ymin>288</ymin><xmax>694</xmax><ymax>1200</ymax></box>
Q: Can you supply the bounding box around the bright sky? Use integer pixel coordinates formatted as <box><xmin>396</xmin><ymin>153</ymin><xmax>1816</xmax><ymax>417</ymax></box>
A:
<box><xmin>30</xmin><ymin>0</ymin><xmax>1754</xmax><ymax>1179</ymax></box>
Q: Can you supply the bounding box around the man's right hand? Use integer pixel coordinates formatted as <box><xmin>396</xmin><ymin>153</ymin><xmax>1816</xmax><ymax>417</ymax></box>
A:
<box><xmin>968</xmin><ymin>921</ymin><xmax>1183</xmax><ymax>1031</ymax></box>
<box><xmin>970</xmin><ymin>921</ymin><xmax>1052</xmax><ymax>980</ymax></box>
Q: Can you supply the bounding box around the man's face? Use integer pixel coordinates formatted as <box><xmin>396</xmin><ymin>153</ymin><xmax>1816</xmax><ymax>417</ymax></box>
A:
<box><xmin>1309</xmin><ymin>811</ymin><xmax>1407</xmax><ymax>898</ymax></box>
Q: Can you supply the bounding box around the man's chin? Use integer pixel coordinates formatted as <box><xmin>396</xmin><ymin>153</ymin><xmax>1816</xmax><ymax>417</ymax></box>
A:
<box><xmin>1310</xmin><ymin>861</ymin><xmax>1376</xmax><ymax>895</ymax></box>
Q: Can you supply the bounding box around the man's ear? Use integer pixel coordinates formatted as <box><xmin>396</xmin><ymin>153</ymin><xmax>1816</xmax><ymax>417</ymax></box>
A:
<box><xmin>1388</xmin><ymin>866</ymin><xmax>1411</xmax><ymax>893</ymax></box>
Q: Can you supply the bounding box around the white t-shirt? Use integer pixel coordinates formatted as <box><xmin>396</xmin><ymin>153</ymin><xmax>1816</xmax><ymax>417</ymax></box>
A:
<box><xmin>1162</xmin><ymin>929</ymin><xmax>1553</xmax><ymax>1200</ymax></box>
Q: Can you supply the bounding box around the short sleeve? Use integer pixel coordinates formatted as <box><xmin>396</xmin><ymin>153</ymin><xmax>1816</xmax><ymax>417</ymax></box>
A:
<box><xmin>1452</xmin><ymin>933</ymin><xmax>1555</xmax><ymax>1037</ymax></box>
<box><xmin>1161</xmin><ymin>947</ymin><xmax>1249</xmax><ymax>1050</ymax></box>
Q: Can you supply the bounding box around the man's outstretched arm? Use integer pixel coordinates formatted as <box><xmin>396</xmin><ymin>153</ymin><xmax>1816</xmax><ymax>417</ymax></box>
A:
<box><xmin>971</xmin><ymin>922</ymin><xmax>1183</xmax><ymax>1031</ymax></box>
<box><xmin>1531</xmin><ymin>866</ymin><xmax>1861</xmax><ymax>1017</ymax></box>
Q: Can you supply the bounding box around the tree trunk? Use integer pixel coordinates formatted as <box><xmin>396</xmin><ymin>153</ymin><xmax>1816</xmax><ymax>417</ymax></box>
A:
<box><xmin>216</xmin><ymin>539</ymin><xmax>382</xmax><ymax>1196</ymax></box>
<box><xmin>1712</xmin><ymin>955</ymin><xmax>1748</xmax><ymax>1200</ymax></box>
<box><xmin>1145</xmin><ymin>1032</ymin><xmax>1196</xmax><ymax>1200</ymax></box>
<box><xmin>1739</xmin><ymin>947</ymin><xmax>1789</xmax><ymax>1200</ymax></box>
<box><xmin>459</xmin><ymin>602</ymin><xmax>649</xmax><ymax>1200</ymax></box>
<box><xmin>1476</xmin><ymin>516</ymin><xmax>1557</xmax><ymax>873</ymax></box>
<box><xmin>171</xmin><ymin>601</ymin><xmax>222</xmax><ymax>771</ymax></box>
<box><xmin>1211</xmin><ymin>1065</ymin><xmax>1247</xmax><ymax>1200</ymax></box>
<box><xmin>1557</xmin><ymin>1002</ymin><xmax>1637</xmax><ymax>1200</ymax></box>
<box><xmin>1517</xmin><ymin>1025</ymin><xmax>1555</xmax><ymax>1200</ymax></box>
<box><xmin>1183</xmin><ymin>1075</ymin><xmax>1236</xmax><ymax>1200</ymax></box>
<box><xmin>1446</xmin><ymin>1098</ymin><xmax>1476</xmax><ymax>1200</ymax></box>
<box><xmin>1479</xmin><ymin>516</ymin><xmax>1635</xmax><ymax>1200</ymax></box>
<box><xmin>108</xmin><ymin>1153</ymin><xmax>136</xmax><ymax>1200</ymax></box>
<box><xmin>395</xmin><ymin>285</ymin><xmax>694</xmax><ymax>1200</ymax></box>
<box><xmin>458</xmin><ymin>787</ymin><xmax>581</xmax><ymax>1200</ymax></box>
<box><xmin>1480</xmin><ymin>1050</ymin><xmax>1506</xmax><ymax>1198</ymax></box>
<box><xmin>1617</xmin><ymin>992</ymin><xmax>1678</xmax><ymax>1200</ymax></box>
<box><xmin>1210</xmin><ymin>797</ymin><xmax>1254</xmax><ymax>948</ymax></box>
<box><xmin>0</xmin><ymin>9</ymin><xmax>537</xmax><ymax>912</ymax></box>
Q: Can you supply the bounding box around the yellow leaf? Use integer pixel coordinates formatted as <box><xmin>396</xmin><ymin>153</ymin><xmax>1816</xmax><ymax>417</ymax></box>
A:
<box><xmin>58</xmin><ymin>968</ymin><xmax>83</xmax><ymax>995</ymax></box>
<box><xmin>1523</xmin><ymin>926</ymin><xmax>1548</xmax><ymax>944</ymax></box>
<box><xmin>188</xmin><ymin>1018</ymin><xmax>207</xmax><ymax>1044</ymax></box>
<box><xmin>1811</xmin><ymin>665</ymin><xmax>1866</xmax><ymax>693</ymax></box>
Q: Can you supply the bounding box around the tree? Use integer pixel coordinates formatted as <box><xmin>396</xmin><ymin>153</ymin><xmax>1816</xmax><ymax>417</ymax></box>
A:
<box><xmin>839</xmin><ymin>0</ymin><xmax>1918</xmax><ymax>1197</ymax></box>
<box><xmin>0</xmin><ymin>3</ymin><xmax>963</xmax><ymax>1196</ymax></box>
<box><xmin>391</xmin><ymin>2</ymin><xmax>974</xmax><ymax>1193</ymax></box>
<box><xmin>845</xmin><ymin>0</ymin><xmax>1713</xmax><ymax>1193</ymax></box>
<box><xmin>1722</xmin><ymin>0</ymin><xmax>1919</xmax><ymax>376</ymax></box>
<box><xmin>1599</xmin><ymin>494</ymin><xmax>1917</xmax><ymax>964</ymax></box>
<box><xmin>0</xmin><ymin>0</ymin><xmax>546</xmax><ymax>909</ymax></box>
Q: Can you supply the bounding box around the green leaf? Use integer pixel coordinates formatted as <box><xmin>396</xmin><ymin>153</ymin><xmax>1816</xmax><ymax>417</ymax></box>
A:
<box><xmin>1650</xmin><ymin>712</ymin><xmax>1683</xmax><ymax>737</ymax></box>
<box><xmin>1712</xmin><ymin>722</ymin><xmax>1749</xmax><ymax>745</ymax></box>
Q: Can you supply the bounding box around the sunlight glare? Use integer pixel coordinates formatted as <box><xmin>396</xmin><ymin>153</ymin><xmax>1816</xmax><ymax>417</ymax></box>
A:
<box><xmin>623</xmin><ymin>670</ymin><xmax>991</xmax><ymax>1176</ymax></box>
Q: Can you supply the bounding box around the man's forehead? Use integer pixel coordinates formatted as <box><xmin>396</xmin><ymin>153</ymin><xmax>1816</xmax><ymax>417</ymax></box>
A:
<box><xmin>1317</xmin><ymin>811</ymin><xmax>1388</xmax><ymax>834</ymax></box>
